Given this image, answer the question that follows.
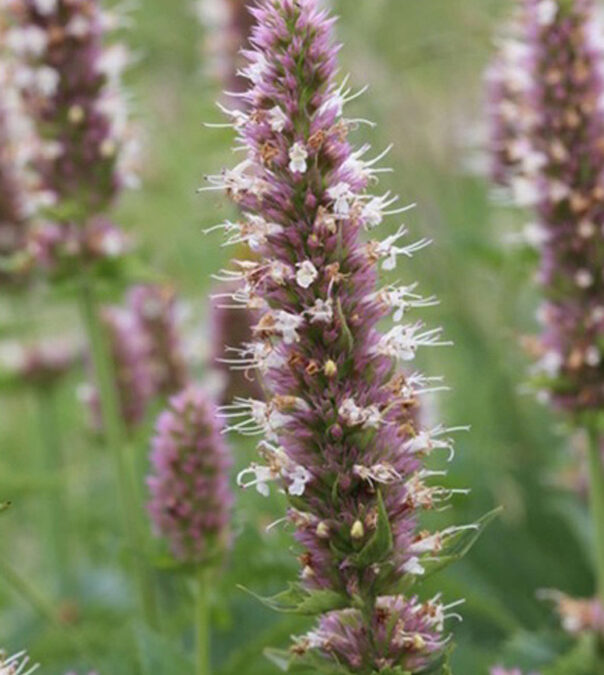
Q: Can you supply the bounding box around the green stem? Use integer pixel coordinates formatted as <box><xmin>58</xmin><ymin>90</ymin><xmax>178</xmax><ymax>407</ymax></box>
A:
<box><xmin>195</xmin><ymin>569</ymin><xmax>211</xmax><ymax>675</ymax></box>
<box><xmin>77</xmin><ymin>272</ymin><xmax>158</xmax><ymax>628</ymax></box>
<box><xmin>36</xmin><ymin>386</ymin><xmax>71</xmax><ymax>597</ymax></box>
<box><xmin>0</xmin><ymin>556</ymin><xmax>85</xmax><ymax>655</ymax></box>
<box><xmin>587</xmin><ymin>423</ymin><xmax>604</xmax><ymax>611</ymax></box>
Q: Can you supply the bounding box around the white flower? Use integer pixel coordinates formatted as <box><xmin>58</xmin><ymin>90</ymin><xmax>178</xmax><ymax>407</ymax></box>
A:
<box><xmin>535</xmin><ymin>350</ymin><xmax>563</xmax><ymax>377</ymax></box>
<box><xmin>269</xmin><ymin>105</ymin><xmax>287</xmax><ymax>132</ymax></box>
<box><xmin>244</xmin><ymin>53</ymin><xmax>269</xmax><ymax>84</ymax></box>
<box><xmin>353</xmin><ymin>462</ymin><xmax>401</xmax><ymax>486</ymax></box>
<box><xmin>410</xmin><ymin>532</ymin><xmax>443</xmax><ymax>555</ymax></box>
<box><xmin>585</xmin><ymin>346</ymin><xmax>601</xmax><ymax>367</ymax></box>
<box><xmin>206</xmin><ymin>213</ymin><xmax>283</xmax><ymax>250</ymax></box>
<box><xmin>377</xmin><ymin>284</ymin><xmax>438</xmax><ymax>322</ymax></box>
<box><xmin>306</xmin><ymin>298</ymin><xmax>333</xmax><ymax>324</ymax></box>
<box><xmin>339</xmin><ymin>398</ymin><xmax>366</xmax><ymax>426</ymax></box>
<box><xmin>34</xmin><ymin>66</ymin><xmax>60</xmax><ymax>97</ymax></box>
<box><xmin>372</xmin><ymin>225</ymin><xmax>431</xmax><ymax>271</ymax></box>
<box><xmin>98</xmin><ymin>229</ymin><xmax>126</xmax><ymax>258</ymax></box>
<box><xmin>33</xmin><ymin>0</ymin><xmax>57</xmax><ymax>14</ymax></box>
<box><xmin>328</xmin><ymin>182</ymin><xmax>354</xmax><ymax>217</ymax></box>
<box><xmin>296</xmin><ymin>260</ymin><xmax>318</xmax><ymax>288</ymax></box>
<box><xmin>269</xmin><ymin>260</ymin><xmax>292</xmax><ymax>285</ymax></box>
<box><xmin>274</xmin><ymin>311</ymin><xmax>304</xmax><ymax>344</ymax></box>
<box><xmin>549</xmin><ymin>180</ymin><xmax>570</xmax><ymax>203</ymax></box>
<box><xmin>289</xmin><ymin>142</ymin><xmax>308</xmax><ymax>174</ymax></box>
<box><xmin>339</xmin><ymin>399</ymin><xmax>382</xmax><ymax>429</ymax></box>
<box><xmin>237</xmin><ymin>463</ymin><xmax>276</xmax><ymax>497</ymax></box>
<box><xmin>402</xmin><ymin>556</ymin><xmax>425</xmax><ymax>576</ymax></box>
<box><xmin>286</xmin><ymin>465</ymin><xmax>312</xmax><ymax>496</ymax></box>
<box><xmin>98</xmin><ymin>44</ymin><xmax>130</xmax><ymax>82</ymax></box>
<box><xmin>537</xmin><ymin>0</ymin><xmax>558</xmax><ymax>25</ymax></box>
<box><xmin>510</xmin><ymin>176</ymin><xmax>539</xmax><ymax>207</ymax></box>
<box><xmin>66</xmin><ymin>15</ymin><xmax>91</xmax><ymax>38</ymax></box>
<box><xmin>575</xmin><ymin>269</ymin><xmax>594</xmax><ymax>288</ymax></box>
<box><xmin>7</xmin><ymin>26</ymin><xmax>47</xmax><ymax>57</ymax></box>
<box><xmin>404</xmin><ymin>426</ymin><xmax>459</xmax><ymax>460</ymax></box>
<box><xmin>578</xmin><ymin>220</ymin><xmax>596</xmax><ymax>239</ymax></box>
<box><xmin>377</xmin><ymin>324</ymin><xmax>450</xmax><ymax>362</ymax></box>
<box><xmin>360</xmin><ymin>192</ymin><xmax>413</xmax><ymax>230</ymax></box>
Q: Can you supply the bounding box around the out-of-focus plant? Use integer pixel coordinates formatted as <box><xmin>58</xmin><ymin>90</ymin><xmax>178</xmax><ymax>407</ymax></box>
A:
<box><xmin>2</xmin><ymin>0</ymin><xmax>157</xmax><ymax>634</ymax></box>
<box><xmin>147</xmin><ymin>385</ymin><xmax>232</xmax><ymax>675</ymax></box>
<box><xmin>487</xmin><ymin>0</ymin><xmax>604</xmax><ymax>668</ymax></box>
<box><xmin>204</xmin><ymin>0</ymin><xmax>489</xmax><ymax>672</ymax></box>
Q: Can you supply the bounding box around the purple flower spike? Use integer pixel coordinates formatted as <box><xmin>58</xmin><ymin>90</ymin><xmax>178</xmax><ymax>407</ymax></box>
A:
<box><xmin>204</xmin><ymin>0</ymin><xmax>470</xmax><ymax>670</ymax></box>
<box><xmin>489</xmin><ymin>0</ymin><xmax>604</xmax><ymax>412</ymax></box>
<box><xmin>0</xmin><ymin>56</ymin><xmax>49</xmax><ymax>284</ymax></box>
<box><xmin>5</xmin><ymin>0</ymin><xmax>139</xmax><ymax>212</ymax></box>
<box><xmin>486</xmin><ymin>8</ymin><xmax>535</xmax><ymax>189</ymax></box>
<box><xmin>147</xmin><ymin>385</ymin><xmax>232</xmax><ymax>565</ymax></box>
<box><xmin>128</xmin><ymin>284</ymin><xmax>190</xmax><ymax>397</ymax></box>
<box><xmin>196</xmin><ymin>0</ymin><xmax>255</xmax><ymax>95</ymax></box>
<box><xmin>84</xmin><ymin>306</ymin><xmax>154</xmax><ymax>430</ymax></box>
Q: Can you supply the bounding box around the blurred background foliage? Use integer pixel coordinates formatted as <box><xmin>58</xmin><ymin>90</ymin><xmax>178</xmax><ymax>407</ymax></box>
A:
<box><xmin>0</xmin><ymin>0</ymin><xmax>593</xmax><ymax>672</ymax></box>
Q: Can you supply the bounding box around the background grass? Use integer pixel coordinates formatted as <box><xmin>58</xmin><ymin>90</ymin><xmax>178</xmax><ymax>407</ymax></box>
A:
<box><xmin>0</xmin><ymin>0</ymin><xmax>594</xmax><ymax>672</ymax></box>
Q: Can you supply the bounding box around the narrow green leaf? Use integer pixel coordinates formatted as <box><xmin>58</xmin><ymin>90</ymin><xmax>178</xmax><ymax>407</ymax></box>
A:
<box><xmin>238</xmin><ymin>582</ymin><xmax>349</xmax><ymax>616</ymax></box>
<box><xmin>418</xmin><ymin>507</ymin><xmax>502</xmax><ymax>582</ymax></box>
<box><xmin>354</xmin><ymin>490</ymin><xmax>393</xmax><ymax>568</ymax></box>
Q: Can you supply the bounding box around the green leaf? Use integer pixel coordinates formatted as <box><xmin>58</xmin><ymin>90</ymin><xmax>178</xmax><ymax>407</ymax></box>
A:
<box><xmin>265</xmin><ymin>648</ymin><xmax>349</xmax><ymax>674</ymax></box>
<box><xmin>542</xmin><ymin>634</ymin><xmax>598</xmax><ymax>675</ymax></box>
<box><xmin>418</xmin><ymin>507</ymin><xmax>502</xmax><ymax>583</ymax></box>
<box><xmin>353</xmin><ymin>490</ymin><xmax>393</xmax><ymax>568</ymax></box>
<box><xmin>417</xmin><ymin>645</ymin><xmax>455</xmax><ymax>675</ymax></box>
<box><xmin>238</xmin><ymin>582</ymin><xmax>349</xmax><ymax>616</ymax></box>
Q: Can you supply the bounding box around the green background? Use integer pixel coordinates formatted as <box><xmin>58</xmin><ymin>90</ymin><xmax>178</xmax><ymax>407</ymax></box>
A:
<box><xmin>0</xmin><ymin>0</ymin><xmax>593</xmax><ymax>672</ymax></box>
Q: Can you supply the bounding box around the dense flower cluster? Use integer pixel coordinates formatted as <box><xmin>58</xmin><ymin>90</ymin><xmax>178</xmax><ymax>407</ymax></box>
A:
<box><xmin>83</xmin><ymin>305</ymin><xmax>154</xmax><ymax>430</ymax></box>
<box><xmin>485</xmin><ymin>8</ymin><xmax>535</xmax><ymax>191</ymax></box>
<box><xmin>0</xmin><ymin>648</ymin><xmax>39</xmax><ymax>674</ymax></box>
<box><xmin>147</xmin><ymin>385</ymin><xmax>232</xmax><ymax>564</ymax></box>
<box><xmin>0</xmin><ymin>50</ymin><xmax>49</xmax><ymax>284</ymax></box>
<box><xmin>488</xmin><ymin>0</ymin><xmax>604</xmax><ymax>413</ymax></box>
<box><xmin>207</xmin><ymin>0</ymin><xmax>468</xmax><ymax>670</ymax></box>
<box><xmin>4</xmin><ymin>0</ymin><xmax>139</xmax><ymax>273</ymax></box>
<box><xmin>128</xmin><ymin>284</ymin><xmax>189</xmax><ymax>396</ymax></box>
<box><xmin>196</xmin><ymin>0</ymin><xmax>254</xmax><ymax>94</ymax></box>
<box><xmin>5</xmin><ymin>0</ymin><xmax>138</xmax><ymax>209</ymax></box>
<box><xmin>27</xmin><ymin>217</ymin><xmax>132</xmax><ymax>275</ymax></box>
<box><xmin>83</xmin><ymin>284</ymin><xmax>189</xmax><ymax>429</ymax></box>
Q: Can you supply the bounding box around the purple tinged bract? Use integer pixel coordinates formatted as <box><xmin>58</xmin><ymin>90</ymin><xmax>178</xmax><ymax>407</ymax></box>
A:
<box><xmin>205</xmin><ymin>0</ymin><xmax>469</xmax><ymax>670</ymax></box>
<box><xmin>147</xmin><ymin>385</ymin><xmax>232</xmax><ymax>565</ymax></box>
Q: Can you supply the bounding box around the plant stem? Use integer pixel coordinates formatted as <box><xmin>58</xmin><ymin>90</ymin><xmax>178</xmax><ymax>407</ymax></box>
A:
<box><xmin>0</xmin><ymin>555</ymin><xmax>85</xmax><ymax>655</ymax></box>
<box><xmin>587</xmin><ymin>423</ymin><xmax>604</xmax><ymax>610</ymax></box>
<box><xmin>36</xmin><ymin>386</ymin><xmax>70</xmax><ymax>597</ymax></box>
<box><xmin>77</xmin><ymin>272</ymin><xmax>157</xmax><ymax>628</ymax></box>
<box><xmin>195</xmin><ymin>568</ymin><xmax>211</xmax><ymax>675</ymax></box>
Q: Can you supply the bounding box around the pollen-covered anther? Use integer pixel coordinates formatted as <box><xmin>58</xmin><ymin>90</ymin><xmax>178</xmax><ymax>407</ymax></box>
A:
<box><xmin>350</xmin><ymin>520</ymin><xmax>365</xmax><ymax>540</ymax></box>
<box><xmin>323</xmin><ymin>359</ymin><xmax>338</xmax><ymax>378</ymax></box>
<box><xmin>316</xmin><ymin>521</ymin><xmax>330</xmax><ymax>539</ymax></box>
